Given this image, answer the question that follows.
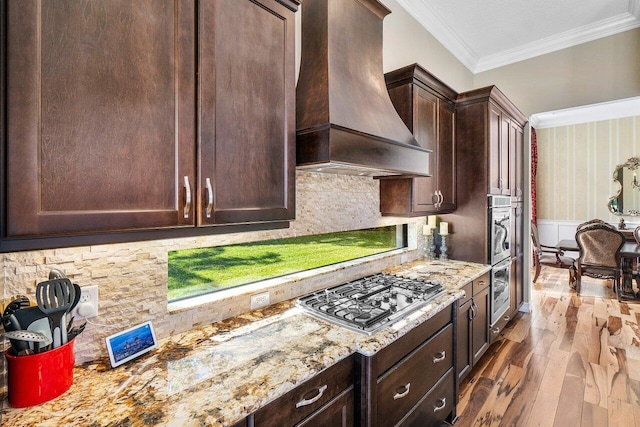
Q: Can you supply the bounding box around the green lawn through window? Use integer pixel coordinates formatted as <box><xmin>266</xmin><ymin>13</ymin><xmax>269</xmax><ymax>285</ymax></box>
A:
<box><xmin>168</xmin><ymin>227</ymin><xmax>400</xmax><ymax>301</ymax></box>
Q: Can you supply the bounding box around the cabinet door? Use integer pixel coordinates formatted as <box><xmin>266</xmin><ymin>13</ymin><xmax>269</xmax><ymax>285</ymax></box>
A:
<box><xmin>296</xmin><ymin>387</ymin><xmax>354</xmax><ymax>427</ymax></box>
<box><xmin>456</xmin><ymin>299</ymin><xmax>472</xmax><ymax>382</ymax></box>
<box><xmin>500</xmin><ymin>115</ymin><xmax>512</xmax><ymax>196</ymax></box>
<box><xmin>199</xmin><ymin>0</ymin><xmax>296</xmax><ymax>225</ymax></box>
<box><xmin>471</xmin><ymin>286</ymin><xmax>490</xmax><ymax>366</ymax></box>
<box><xmin>511</xmin><ymin>121</ymin><xmax>525</xmax><ymax>201</ymax></box>
<box><xmin>488</xmin><ymin>105</ymin><xmax>503</xmax><ymax>195</ymax></box>
<box><xmin>411</xmin><ymin>87</ymin><xmax>438</xmax><ymax>210</ymax></box>
<box><xmin>6</xmin><ymin>0</ymin><xmax>196</xmax><ymax>237</ymax></box>
<box><xmin>515</xmin><ymin>203</ymin><xmax>524</xmax><ymax>256</ymax></box>
<box><xmin>509</xmin><ymin>257</ymin><xmax>518</xmax><ymax>318</ymax></box>
<box><xmin>437</xmin><ymin>100</ymin><xmax>456</xmax><ymax>212</ymax></box>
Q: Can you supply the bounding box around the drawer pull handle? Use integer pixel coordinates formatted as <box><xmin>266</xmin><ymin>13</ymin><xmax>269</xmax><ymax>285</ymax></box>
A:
<box><xmin>183</xmin><ymin>176</ymin><xmax>191</xmax><ymax>219</ymax></box>
<box><xmin>205</xmin><ymin>177</ymin><xmax>214</xmax><ymax>218</ymax></box>
<box><xmin>433</xmin><ymin>398</ymin><xmax>447</xmax><ymax>412</ymax></box>
<box><xmin>433</xmin><ymin>351</ymin><xmax>446</xmax><ymax>363</ymax></box>
<box><xmin>393</xmin><ymin>383</ymin><xmax>411</xmax><ymax>400</ymax></box>
<box><xmin>504</xmin><ymin>315</ymin><xmax>510</xmax><ymax>322</ymax></box>
<box><xmin>491</xmin><ymin>327</ymin><xmax>500</xmax><ymax>335</ymax></box>
<box><xmin>296</xmin><ymin>385</ymin><xmax>327</xmax><ymax>408</ymax></box>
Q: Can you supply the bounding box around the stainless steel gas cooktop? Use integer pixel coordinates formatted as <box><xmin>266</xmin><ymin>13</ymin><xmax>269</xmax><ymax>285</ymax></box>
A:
<box><xmin>296</xmin><ymin>273</ymin><xmax>446</xmax><ymax>335</ymax></box>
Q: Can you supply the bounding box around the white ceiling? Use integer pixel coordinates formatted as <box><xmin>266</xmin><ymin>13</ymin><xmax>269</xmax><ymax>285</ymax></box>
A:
<box><xmin>395</xmin><ymin>0</ymin><xmax>640</xmax><ymax>73</ymax></box>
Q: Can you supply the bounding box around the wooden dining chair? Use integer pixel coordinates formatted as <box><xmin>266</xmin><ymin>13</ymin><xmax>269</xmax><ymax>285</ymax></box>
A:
<box><xmin>531</xmin><ymin>222</ymin><xmax>576</xmax><ymax>285</ymax></box>
<box><xmin>575</xmin><ymin>223</ymin><xmax>625</xmax><ymax>293</ymax></box>
<box><xmin>576</xmin><ymin>218</ymin><xmax>612</xmax><ymax>231</ymax></box>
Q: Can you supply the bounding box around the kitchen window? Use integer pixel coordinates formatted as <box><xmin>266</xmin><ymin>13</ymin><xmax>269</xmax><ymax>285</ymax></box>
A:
<box><xmin>168</xmin><ymin>225</ymin><xmax>407</xmax><ymax>301</ymax></box>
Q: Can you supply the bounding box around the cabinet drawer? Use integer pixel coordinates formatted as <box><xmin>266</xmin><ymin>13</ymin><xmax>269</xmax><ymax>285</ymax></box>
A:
<box><xmin>254</xmin><ymin>355</ymin><xmax>354</xmax><ymax>427</ymax></box>
<box><xmin>399</xmin><ymin>369</ymin><xmax>455</xmax><ymax>427</ymax></box>
<box><xmin>459</xmin><ymin>282</ymin><xmax>472</xmax><ymax>306</ymax></box>
<box><xmin>296</xmin><ymin>386</ymin><xmax>354</xmax><ymax>427</ymax></box>
<box><xmin>472</xmin><ymin>273</ymin><xmax>490</xmax><ymax>295</ymax></box>
<box><xmin>376</xmin><ymin>324</ymin><xmax>453</xmax><ymax>427</ymax></box>
<box><xmin>374</xmin><ymin>305</ymin><xmax>451</xmax><ymax>374</ymax></box>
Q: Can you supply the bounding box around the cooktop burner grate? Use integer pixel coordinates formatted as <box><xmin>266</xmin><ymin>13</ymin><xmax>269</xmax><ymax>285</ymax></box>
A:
<box><xmin>297</xmin><ymin>273</ymin><xmax>446</xmax><ymax>335</ymax></box>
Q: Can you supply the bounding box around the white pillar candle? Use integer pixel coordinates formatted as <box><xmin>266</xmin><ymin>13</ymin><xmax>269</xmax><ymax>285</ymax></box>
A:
<box><xmin>439</xmin><ymin>222</ymin><xmax>449</xmax><ymax>236</ymax></box>
<box><xmin>428</xmin><ymin>215</ymin><xmax>437</xmax><ymax>228</ymax></box>
<box><xmin>422</xmin><ymin>224</ymin><xmax>433</xmax><ymax>235</ymax></box>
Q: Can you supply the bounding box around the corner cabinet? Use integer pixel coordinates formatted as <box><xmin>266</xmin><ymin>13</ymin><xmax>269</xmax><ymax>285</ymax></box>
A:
<box><xmin>2</xmin><ymin>0</ymin><xmax>297</xmax><ymax>249</ymax></box>
<box><xmin>380</xmin><ymin>64</ymin><xmax>457</xmax><ymax>216</ymax></box>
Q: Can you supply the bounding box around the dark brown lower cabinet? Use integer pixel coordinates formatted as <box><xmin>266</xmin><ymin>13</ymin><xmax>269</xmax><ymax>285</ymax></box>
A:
<box><xmin>296</xmin><ymin>387</ymin><xmax>354</xmax><ymax>427</ymax></box>
<box><xmin>358</xmin><ymin>304</ymin><xmax>455</xmax><ymax>427</ymax></box>
<box><xmin>456</xmin><ymin>283</ymin><xmax>472</xmax><ymax>382</ymax></box>
<box><xmin>230</xmin><ymin>419</ymin><xmax>247</xmax><ymax>427</ymax></box>
<box><xmin>252</xmin><ymin>355</ymin><xmax>354</xmax><ymax>427</ymax></box>
<box><xmin>396</xmin><ymin>370</ymin><xmax>455</xmax><ymax>427</ymax></box>
<box><xmin>456</xmin><ymin>274</ymin><xmax>490</xmax><ymax>383</ymax></box>
<box><xmin>472</xmin><ymin>285</ymin><xmax>490</xmax><ymax>365</ymax></box>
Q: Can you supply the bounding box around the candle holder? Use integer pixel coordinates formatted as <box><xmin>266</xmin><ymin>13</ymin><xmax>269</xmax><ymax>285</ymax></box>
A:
<box><xmin>439</xmin><ymin>235</ymin><xmax>449</xmax><ymax>260</ymax></box>
<box><xmin>425</xmin><ymin>229</ymin><xmax>437</xmax><ymax>260</ymax></box>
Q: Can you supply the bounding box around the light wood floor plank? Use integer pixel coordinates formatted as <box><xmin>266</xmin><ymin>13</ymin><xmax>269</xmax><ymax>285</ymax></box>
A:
<box><xmin>581</xmin><ymin>401</ymin><xmax>608</xmax><ymax>427</ymax></box>
<box><xmin>607</xmin><ymin>397</ymin><xmax>635</xmax><ymax>427</ymax></box>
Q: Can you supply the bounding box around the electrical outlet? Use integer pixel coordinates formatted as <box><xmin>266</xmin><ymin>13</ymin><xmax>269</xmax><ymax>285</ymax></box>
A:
<box><xmin>71</xmin><ymin>285</ymin><xmax>99</xmax><ymax>319</ymax></box>
<box><xmin>250</xmin><ymin>292</ymin><xmax>270</xmax><ymax>310</ymax></box>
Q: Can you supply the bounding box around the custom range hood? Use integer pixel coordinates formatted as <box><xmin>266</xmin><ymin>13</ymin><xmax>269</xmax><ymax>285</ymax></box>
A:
<box><xmin>296</xmin><ymin>0</ymin><xmax>431</xmax><ymax>177</ymax></box>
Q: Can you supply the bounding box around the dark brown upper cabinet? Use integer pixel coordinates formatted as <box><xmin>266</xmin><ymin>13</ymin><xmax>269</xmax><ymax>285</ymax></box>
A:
<box><xmin>380</xmin><ymin>64</ymin><xmax>457</xmax><ymax>216</ymax></box>
<box><xmin>5</xmin><ymin>0</ymin><xmax>197</xmax><ymax>237</ymax></box>
<box><xmin>198</xmin><ymin>0</ymin><xmax>296</xmax><ymax>225</ymax></box>
<box><xmin>2</xmin><ymin>0</ymin><xmax>298</xmax><ymax>249</ymax></box>
<box><xmin>477</xmin><ymin>90</ymin><xmax>526</xmax><ymax>198</ymax></box>
<box><xmin>440</xmin><ymin>86</ymin><xmax>526</xmax><ymax>263</ymax></box>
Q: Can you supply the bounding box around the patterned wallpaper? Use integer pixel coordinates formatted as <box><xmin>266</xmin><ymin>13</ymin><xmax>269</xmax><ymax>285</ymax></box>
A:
<box><xmin>536</xmin><ymin>115</ymin><xmax>640</xmax><ymax>221</ymax></box>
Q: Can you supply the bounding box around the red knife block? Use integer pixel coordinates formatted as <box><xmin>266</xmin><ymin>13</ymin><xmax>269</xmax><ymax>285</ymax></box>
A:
<box><xmin>5</xmin><ymin>338</ymin><xmax>75</xmax><ymax>407</ymax></box>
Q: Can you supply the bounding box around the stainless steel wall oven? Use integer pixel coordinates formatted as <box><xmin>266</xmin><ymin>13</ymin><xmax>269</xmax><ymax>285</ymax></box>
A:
<box><xmin>490</xmin><ymin>257</ymin><xmax>511</xmax><ymax>325</ymax></box>
<box><xmin>488</xmin><ymin>195</ymin><xmax>512</xmax><ymax>325</ymax></box>
<box><xmin>488</xmin><ymin>195</ymin><xmax>511</xmax><ymax>266</ymax></box>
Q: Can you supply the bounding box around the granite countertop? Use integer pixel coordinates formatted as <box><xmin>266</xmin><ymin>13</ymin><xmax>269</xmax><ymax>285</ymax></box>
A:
<box><xmin>1</xmin><ymin>259</ymin><xmax>490</xmax><ymax>426</ymax></box>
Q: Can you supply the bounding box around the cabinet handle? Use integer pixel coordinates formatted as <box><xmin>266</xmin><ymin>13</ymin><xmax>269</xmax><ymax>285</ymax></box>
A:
<box><xmin>471</xmin><ymin>300</ymin><xmax>477</xmax><ymax>320</ymax></box>
<box><xmin>183</xmin><ymin>176</ymin><xmax>191</xmax><ymax>219</ymax></box>
<box><xmin>393</xmin><ymin>383</ymin><xmax>411</xmax><ymax>400</ymax></box>
<box><xmin>504</xmin><ymin>315</ymin><xmax>510</xmax><ymax>322</ymax></box>
<box><xmin>205</xmin><ymin>177</ymin><xmax>213</xmax><ymax>219</ymax></box>
<box><xmin>433</xmin><ymin>351</ymin><xmax>446</xmax><ymax>363</ymax></box>
<box><xmin>477</xmin><ymin>280</ymin><xmax>486</xmax><ymax>287</ymax></box>
<box><xmin>295</xmin><ymin>384</ymin><xmax>327</xmax><ymax>408</ymax></box>
<box><xmin>491</xmin><ymin>327</ymin><xmax>500</xmax><ymax>335</ymax></box>
<box><xmin>432</xmin><ymin>192</ymin><xmax>439</xmax><ymax>206</ymax></box>
<box><xmin>438</xmin><ymin>190</ymin><xmax>444</xmax><ymax>207</ymax></box>
<box><xmin>433</xmin><ymin>398</ymin><xmax>447</xmax><ymax>412</ymax></box>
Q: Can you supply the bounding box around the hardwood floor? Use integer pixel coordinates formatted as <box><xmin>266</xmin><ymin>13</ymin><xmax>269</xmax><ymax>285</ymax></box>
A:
<box><xmin>455</xmin><ymin>267</ymin><xmax>640</xmax><ymax>427</ymax></box>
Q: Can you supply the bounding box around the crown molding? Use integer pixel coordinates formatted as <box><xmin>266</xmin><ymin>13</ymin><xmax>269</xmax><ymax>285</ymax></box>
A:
<box><xmin>530</xmin><ymin>97</ymin><xmax>640</xmax><ymax>129</ymax></box>
<box><xmin>393</xmin><ymin>0</ymin><xmax>478</xmax><ymax>73</ymax></box>
<box><xmin>475</xmin><ymin>12</ymin><xmax>640</xmax><ymax>73</ymax></box>
<box><xmin>395</xmin><ymin>0</ymin><xmax>640</xmax><ymax>74</ymax></box>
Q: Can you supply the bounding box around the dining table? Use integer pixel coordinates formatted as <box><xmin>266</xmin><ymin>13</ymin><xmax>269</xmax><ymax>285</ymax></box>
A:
<box><xmin>556</xmin><ymin>239</ymin><xmax>640</xmax><ymax>301</ymax></box>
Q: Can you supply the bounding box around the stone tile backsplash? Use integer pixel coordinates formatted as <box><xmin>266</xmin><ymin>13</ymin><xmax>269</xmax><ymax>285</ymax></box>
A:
<box><xmin>0</xmin><ymin>171</ymin><xmax>427</xmax><ymax>399</ymax></box>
